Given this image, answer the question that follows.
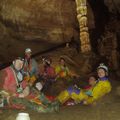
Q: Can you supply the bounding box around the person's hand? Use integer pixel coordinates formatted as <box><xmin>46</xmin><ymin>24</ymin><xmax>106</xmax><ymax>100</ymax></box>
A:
<box><xmin>12</xmin><ymin>93</ymin><xmax>17</xmax><ymax>97</ymax></box>
<box><xmin>24</xmin><ymin>75</ymin><xmax>30</xmax><ymax>81</ymax></box>
<box><xmin>18</xmin><ymin>93</ymin><xmax>25</xmax><ymax>98</ymax></box>
<box><xmin>70</xmin><ymin>71</ymin><xmax>80</xmax><ymax>78</ymax></box>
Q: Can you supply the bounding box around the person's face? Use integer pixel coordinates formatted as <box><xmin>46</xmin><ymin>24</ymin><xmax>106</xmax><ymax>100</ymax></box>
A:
<box><xmin>97</xmin><ymin>69</ymin><xmax>106</xmax><ymax>78</ymax></box>
<box><xmin>14</xmin><ymin>60</ymin><xmax>24</xmax><ymax>71</ymax></box>
<box><xmin>25</xmin><ymin>52</ymin><xmax>31</xmax><ymax>59</ymax></box>
<box><xmin>60</xmin><ymin>59</ymin><xmax>65</xmax><ymax>66</ymax></box>
<box><xmin>89</xmin><ymin>77</ymin><xmax>96</xmax><ymax>86</ymax></box>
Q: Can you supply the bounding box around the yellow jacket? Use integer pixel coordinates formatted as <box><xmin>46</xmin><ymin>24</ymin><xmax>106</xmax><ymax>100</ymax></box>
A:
<box><xmin>85</xmin><ymin>78</ymin><xmax>112</xmax><ymax>104</ymax></box>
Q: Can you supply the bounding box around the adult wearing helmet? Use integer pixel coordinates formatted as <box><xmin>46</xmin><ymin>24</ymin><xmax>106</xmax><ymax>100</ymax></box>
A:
<box><xmin>39</xmin><ymin>57</ymin><xmax>56</xmax><ymax>93</ymax></box>
<box><xmin>1</xmin><ymin>58</ymin><xmax>30</xmax><ymax>98</ymax></box>
<box><xmin>83</xmin><ymin>63</ymin><xmax>112</xmax><ymax>105</ymax></box>
<box><xmin>23</xmin><ymin>48</ymin><xmax>39</xmax><ymax>85</ymax></box>
<box><xmin>42</xmin><ymin>57</ymin><xmax>55</xmax><ymax>79</ymax></box>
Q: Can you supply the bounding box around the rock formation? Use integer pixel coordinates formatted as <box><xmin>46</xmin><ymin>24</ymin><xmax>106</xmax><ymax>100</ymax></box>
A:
<box><xmin>0</xmin><ymin>0</ymin><xmax>120</xmax><ymax>67</ymax></box>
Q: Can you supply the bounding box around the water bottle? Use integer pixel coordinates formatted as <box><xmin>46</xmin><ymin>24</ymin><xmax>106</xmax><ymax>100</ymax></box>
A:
<box><xmin>16</xmin><ymin>113</ymin><xmax>30</xmax><ymax>120</ymax></box>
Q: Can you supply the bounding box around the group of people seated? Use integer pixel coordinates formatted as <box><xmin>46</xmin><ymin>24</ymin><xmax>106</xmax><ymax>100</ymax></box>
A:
<box><xmin>0</xmin><ymin>48</ymin><xmax>112</xmax><ymax>113</ymax></box>
<box><xmin>57</xmin><ymin>63</ymin><xmax>112</xmax><ymax>105</ymax></box>
<box><xmin>0</xmin><ymin>48</ymin><xmax>72</xmax><ymax>112</ymax></box>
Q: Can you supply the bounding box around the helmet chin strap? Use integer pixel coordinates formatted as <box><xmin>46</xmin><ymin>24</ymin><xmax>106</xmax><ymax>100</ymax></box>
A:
<box><xmin>11</xmin><ymin>66</ymin><xmax>24</xmax><ymax>93</ymax></box>
<box><xmin>11</xmin><ymin>64</ymin><xmax>23</xmax><ymax>82</ymax></box>
<box><xmin>17</xmin><ymin>72</ymin><xmax>23</xmax><ymax>82</ymax></box>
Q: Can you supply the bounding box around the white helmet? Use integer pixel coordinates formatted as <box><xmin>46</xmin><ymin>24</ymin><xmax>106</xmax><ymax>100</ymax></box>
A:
<box><xmin>25</xmin><ymin>48</ymin><xmax>32</xmax><ymax>53</ymax></box>
<box><xmin>97</xmin><ymin>63</ymin><xmax>108</xmax><ymax>72</ymax></box>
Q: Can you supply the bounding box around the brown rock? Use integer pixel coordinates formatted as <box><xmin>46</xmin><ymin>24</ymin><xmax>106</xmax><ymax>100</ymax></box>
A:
<box><xmin>0</xmin><ymin>0</ymin><xmax>94</xmax><ymax>64</ymax></box>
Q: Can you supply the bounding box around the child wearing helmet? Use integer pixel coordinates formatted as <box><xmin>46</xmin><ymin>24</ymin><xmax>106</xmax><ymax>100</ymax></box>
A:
<box><xmin>83</xmin><ymin>63</ymin><xmax>112</xmax><ymax>105</ymax></box>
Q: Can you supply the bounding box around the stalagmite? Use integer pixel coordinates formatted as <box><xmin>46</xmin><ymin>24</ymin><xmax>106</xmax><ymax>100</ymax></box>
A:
<box><xmin>75</xmin><ymin>0</ymin><xmax>91</xmax><ymax>53</ymax></box>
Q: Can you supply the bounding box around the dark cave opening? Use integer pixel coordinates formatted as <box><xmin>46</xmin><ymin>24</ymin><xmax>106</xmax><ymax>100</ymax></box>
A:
<box><xmin>88</xmin><ymin>0</ymin><xmax>110</xmax><ymax>53</ymax></box>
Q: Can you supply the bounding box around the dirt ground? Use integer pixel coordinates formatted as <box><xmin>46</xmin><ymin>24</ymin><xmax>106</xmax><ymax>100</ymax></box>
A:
<box><xmin>0</xmin><ymin>77</ymin><xmax>120</xmax><ymax>120</ymax></box>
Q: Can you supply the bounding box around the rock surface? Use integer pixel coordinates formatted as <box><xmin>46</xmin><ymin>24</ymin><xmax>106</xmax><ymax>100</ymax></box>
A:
<box><xmin>0</xmin><ymin>0</ymin><xmax>120</xmax><ymax>65</ymax></box>
<box><xmin>0</xmin><ymin>0</ymin><xmax>95</xmax><ymax>64</ymax></box>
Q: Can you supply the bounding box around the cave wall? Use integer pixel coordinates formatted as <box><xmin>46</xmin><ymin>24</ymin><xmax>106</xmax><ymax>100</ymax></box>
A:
<box><xmin>0</xmin><ymin>0</ymin><xmax>119</xmax><ymax>65</ymax></box>
<box><xmin>0</xmin><ymin>0</ymin><xmax>95</xmax><ymax>64</ymax></box>
<box><xmin>104</xmin><ymin>0</ymin><xmax>120</xmax><ymax>13</ymax></box>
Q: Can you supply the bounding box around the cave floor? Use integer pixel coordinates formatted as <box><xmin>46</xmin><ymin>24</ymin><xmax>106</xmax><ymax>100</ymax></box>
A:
<box><xmin>0</xmin><ymin>77</ymin><xmax>120</xmax><ymax>120</ymax></box>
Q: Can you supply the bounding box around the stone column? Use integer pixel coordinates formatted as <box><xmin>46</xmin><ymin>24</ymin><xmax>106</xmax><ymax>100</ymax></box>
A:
<box><xmin>75</xmin><ymin>0</ymin><xmax>91</xmax><ymax>53</ymax></box>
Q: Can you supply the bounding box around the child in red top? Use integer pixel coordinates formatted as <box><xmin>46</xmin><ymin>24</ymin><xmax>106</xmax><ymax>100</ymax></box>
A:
<box><xmin>84</xmin><ymin>76</ymin><xmax>97</xmax><ymax>96</ymax></box>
